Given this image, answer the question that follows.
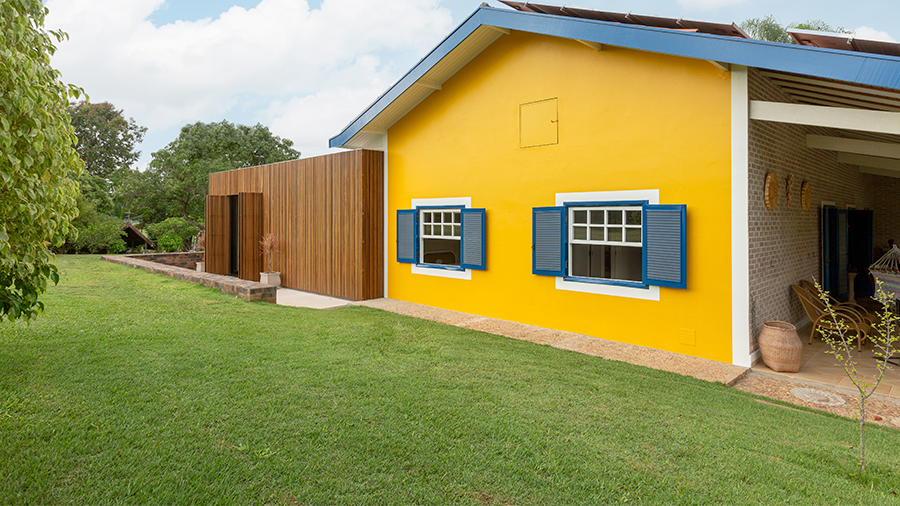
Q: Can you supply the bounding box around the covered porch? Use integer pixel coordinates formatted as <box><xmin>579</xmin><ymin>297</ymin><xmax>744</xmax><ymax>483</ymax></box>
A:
<box><xmin>746</xmin><ymin>66</ymin><xmax>900</xmax><ymax>369</ymax></box>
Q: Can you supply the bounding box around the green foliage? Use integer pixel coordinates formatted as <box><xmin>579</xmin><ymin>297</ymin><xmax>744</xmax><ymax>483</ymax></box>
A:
<box><xmin>0</xmin><ymin>0</ymin><xmax>84</xmax><ymax>321</ymax></box>
<box><xmin>741</xmin><ymin>15</ymin><xmax>793</xmax><ymax>43</ymax></box>
<box><xmin>67</xmin><ymin>101</ymin><xmax>146</xmax><ymax>182</ymax></box>
<box><xmin>144</xmin><ymin>217</ymin><xmax>199</xmax><ymax>251</ymax></box>
<box><xmin>156</xmin><ymin>232</ymin><xmax>183</xmax><ymax>253</ymax></box>
<box><xmin>134</xmin><ymin>121</ymin><xmax>299</xmax><ymax>222</ymax></box>
<box><xmin>76</xmin><ymin>172</ymin><xmax>113</xmax><ymax>215</ymax></box>
<box><xmin>741</xmin><ymin>16</ymin><xmax>851</xmax><ymax>43</ymax></box>
<box><xmin>814</xmin><ymin>279</ymin><xmax>899</xmax><ymax>475</ymax></box>
<box><xmin>71</xmin><ymin>213</ymin><xmax>126</xmax><ymax>254</ymax></box>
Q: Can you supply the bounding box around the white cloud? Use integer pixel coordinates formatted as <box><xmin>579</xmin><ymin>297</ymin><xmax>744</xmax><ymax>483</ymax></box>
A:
<box><xmin>852</xmin><ymin>26</ymin><xmax>896</xmax><ymax>42</ymax></box>
<box><xmin>675</xmin><ymin>0</ymin><xmax>747</xmax><ymax>9</ymax></box>
<box><xmin>46</xmin><ymin>0</ymin><xmax>453</xmax><ymax>157</ymax></box>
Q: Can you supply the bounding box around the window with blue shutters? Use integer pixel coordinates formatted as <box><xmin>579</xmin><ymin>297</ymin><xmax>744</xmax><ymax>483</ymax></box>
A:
<box><xmin>532</xmin><ymin>199</ymin><xmax>686</xmax><ymax>291</ymax></box>
<box><xmin>396</xmin><ymin>205</ymin><xmax>486</xmax><ymax>272</ymax></box>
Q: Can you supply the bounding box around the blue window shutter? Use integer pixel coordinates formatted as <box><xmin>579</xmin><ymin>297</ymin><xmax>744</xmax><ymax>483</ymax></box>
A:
<box><xmin>461</xmin><ymin>208</ymin><xmax>486</xmax><ymax>270</ymax></box>
<box><xmin>397</xmin><ymin>209</ymin><xmax>417</xmax><ymax>263</ymax></box>
<box><xmin>533</xmin><ymin>206</ymin><xmax>566</xmax><ymax>276</ymax></box>
<box><xmin>642</xmin><ymin>204</ymin><xmax>686</xmax><ymax>289</ymax></box>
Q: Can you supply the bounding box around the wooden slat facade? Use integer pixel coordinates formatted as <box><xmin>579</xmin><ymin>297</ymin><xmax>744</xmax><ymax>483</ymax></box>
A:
<box><xmin>238</xmin><ymin>192</ymin><xmax>263</xmax><ymax>282</ymax></box>
<box><xmin>207</xmin><ymin>149</ymin><xmax>384</xmax><ymax>300</ymax></box>
<box><xmin>205</xmin><ymin>195</ymin><xmax>230</xmax><ymax>275</ymax></box>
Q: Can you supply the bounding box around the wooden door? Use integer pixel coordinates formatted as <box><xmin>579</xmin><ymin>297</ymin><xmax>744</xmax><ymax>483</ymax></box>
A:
<box><xmin>238</xmin><ymin>192</ymin><xmax>263</xmax><ymax>282</ymax></box>
<box><xmin>206</xmin><ymin>195</ymin><xmax>230</xmax><ymax>275</ymax></box>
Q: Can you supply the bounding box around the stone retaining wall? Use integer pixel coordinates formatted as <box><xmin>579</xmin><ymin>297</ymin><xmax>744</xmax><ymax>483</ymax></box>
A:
<box><xmin>125</xmin><ymin>252</ymin><xmax>204</xmax><ymax>270</ymax></box>
<box><xmin>101</xmin><ymin>255</ymin><xmax>276</xmax><ymax>303</ymax></box>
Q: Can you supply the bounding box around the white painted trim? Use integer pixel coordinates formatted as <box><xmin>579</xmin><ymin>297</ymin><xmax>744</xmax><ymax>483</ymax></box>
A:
<box><xmin>554</xmin><ymin>189</ymin><xmax>660</xmax><ymax>301</ymax></box>
<box><xmin>362</xmin><ymin>126</ymin><xmax>387</xmax><ymax>135</ymax></box>
<box><xmin>838</xmin><ymin>152</ymin><xmax>900</xmax><ymax>172</ymax></box>
<box><xmin>808</xmin><ymin>134</ymin><xmax>900</xmax><ymax>159</ymax></box>
<box><xmin>409</xmin><ymin>197</ymin><xmax>472</xmax><ymax>280</ymax></box>
<box><xmin>382</xmin><ymin>136</ymin><xmax>389</xmax><ymax>298</ymax></box>
<box><xmin>731</xmin><ymin>65</ymin><xmax>752</xmax><ymax>367</ymax></box>
<box><xmin>749</xmin><ymin>101</ymin><xmax>900</xmax><ymax>135</ymax></box>
<box><xmin>858</xmin><ymin>166</ymin><xmax>900</xmax><ymax>179</ymax></box>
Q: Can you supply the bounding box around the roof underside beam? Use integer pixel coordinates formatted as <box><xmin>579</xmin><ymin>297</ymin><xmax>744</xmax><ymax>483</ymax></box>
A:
<box><xmin>807</xmin><ymin>134</ymin><xmax>900</xmax><ymax>159</ymax></box>
<box><xmin>750</xmin><ymin>101</ymin><xmax>900</xmax><ymax>135</ymax></box>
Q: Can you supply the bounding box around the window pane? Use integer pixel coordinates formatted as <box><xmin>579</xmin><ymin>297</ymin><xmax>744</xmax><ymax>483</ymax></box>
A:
<box><xmin>423</xmin><ymin>213</ymin><xmax>432</xmax><ymax>223</ymax></box>
<box><xmin>590</xmin><ymin>227</ymin><xmax>604</xmax><ymax>241</ymax></box>
<box><xmin>573</xmin><ymin>226</ymin><xmax>587</xmax><ymax>240</ymax></box>
<box><xmin>453</xmin><ymin>213</ymin><xmax>461</xmax><ymax>224</ymax></box>
<box><xmin>444</xmin><ymin>225</ymin><xmax>453</xmax><ymax>236</ymax></box>
<box><xmin>608</xmin><ymin>210</ymin><xmax>623</xmax><ymax>225</ymax></box>
<box><xmin>424</xmin><ymin>224</ymin><xmax>432</xmax><ymax>236</ymax></box>
<box><xmin>453</xmin><ymin>225</ymin><xmax>461</xmax><ymax>237</ymax></box>
<box><xmin>608</xmin><ymin>227</ymin><xmax>622</xmax><ymax>242</ymax></box>
<box><xmin>573</xmin><ymin>210</ymin><xmax>587</xmax><ymax>224</ymax></box>
<box><xmin>422</xmin><ymin>238</ymin><xmax>460</xmax><ymax>266</ymax></box>
<box><xmin>571</xmin><ymin>243</ymin><xmax>591</xmax><ymax>278</ymax></box>
<box><xmin>590</xmin><ymin>210</ymin><xmax>604</xmax><ymax>224</ymax></box>
<box><xmin>444</xmin><ymin>212</ymin><xmax>453</xmax><ymax>224</ymax></box>
<box><xmin>625</xmin><ymin>227</ymin><xmax>641</xmax><ymax>243</ymax></box>
<box><xmin>626</xmin><ymin>210</ymin><xmax>641</xmax><ymax>225</ymax></box>
<box><xmin>434</xmin><ymin>213</ymin><xmax>442</xmax><ymax>223</ymax></box>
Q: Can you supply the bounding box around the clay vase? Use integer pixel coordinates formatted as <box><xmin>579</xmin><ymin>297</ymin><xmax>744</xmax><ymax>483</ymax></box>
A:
<box><xmin>758</xmin><ymin>321</ymin><xmax>803</xmax><ymax>372</ymax></box>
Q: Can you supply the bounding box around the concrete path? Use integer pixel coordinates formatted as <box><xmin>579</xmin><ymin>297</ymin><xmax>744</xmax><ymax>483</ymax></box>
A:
<box><xmin>276</xmin><ymin>288</ymin><xmax>351</xmax><ymax>309</ymax></box>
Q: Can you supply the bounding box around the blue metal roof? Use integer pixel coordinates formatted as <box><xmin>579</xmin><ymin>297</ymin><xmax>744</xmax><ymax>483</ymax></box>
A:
<box><xmin>330</xmin><ymin>6</ymin><xmax>900</xmax><ymax>148</ymax></box>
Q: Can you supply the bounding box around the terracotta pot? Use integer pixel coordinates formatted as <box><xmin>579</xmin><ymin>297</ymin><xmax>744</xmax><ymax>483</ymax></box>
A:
<box><xmin>759</xmin><ymin>321</ymin><xmax>802</xmax><ymax>372</ymax></box>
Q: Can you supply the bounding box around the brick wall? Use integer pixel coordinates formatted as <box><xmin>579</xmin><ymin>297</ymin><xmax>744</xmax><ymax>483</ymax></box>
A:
<box><xmin>873</xmin><ymin>177</ymin><xmax>900</xmax><ymax>251</ymax></box>
<box><xmin>126</xmin><ymin>252</ymin><xmax>204</xmax><ymax>270</ymax></box>
<box><xmin>747</xmin><ymin>68</ymin><xmax>881</xmax><ymax>353</ymax></box>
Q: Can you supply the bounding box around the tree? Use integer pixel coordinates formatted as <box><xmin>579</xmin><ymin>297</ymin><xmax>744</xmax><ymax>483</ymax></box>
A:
<box><xmin>813</xmin><ymin>279</ymin><xmax>899</xmax><ymax>475</ymax></box>
<box><xmin>67</xmin><ymin>101</ymin><xmax>146</xmax><ymax>182</ymax></box>
<box><xmin>139</xmin><ymin>121</ymin><xmax>299</xmax><ymax>223</ymax></box>
<box><xmin>741</xmin><ymin>16</ymin><xmax>851</xmax><ymax>43</ymax></box>
<box><xmin>0</xmin><ymin>0</ymin><xmax>84</xmax><ymax>321</ymax></box>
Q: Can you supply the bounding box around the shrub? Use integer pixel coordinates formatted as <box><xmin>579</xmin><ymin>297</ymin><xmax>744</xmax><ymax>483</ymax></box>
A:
<box><xmin>157</xmin><ymin>232</ymin><xmax>183</xmax><ymax>253</ymax></box>
<box><xmin>72</xmin><ymin>214</ymin><xmax>127</xmax><ymax>254</ymax></box>
<box><xmin>145</xmin><ymin>218</ymin><xmax>199</xmax><ymax>251</ymax></box>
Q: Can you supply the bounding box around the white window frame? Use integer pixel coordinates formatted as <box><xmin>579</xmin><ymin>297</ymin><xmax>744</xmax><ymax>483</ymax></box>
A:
<box><xmin>555</xmin><ymin>190</ymin><xmax>660</xmax><ymax>301</ymax></box>
<box><xmin>418</xmin><ymin>208</ymin><xmax>463</xmax><ymax>268</ymax></box>
<box><xmin>567</xmin><ymin>205</ymin><xmax>644</xmax><ymax>282</ymax></box>
<box><xmin>410</xmin><ymin>197</ymin><xmax>472</xmax><ymax>280</ymax></box>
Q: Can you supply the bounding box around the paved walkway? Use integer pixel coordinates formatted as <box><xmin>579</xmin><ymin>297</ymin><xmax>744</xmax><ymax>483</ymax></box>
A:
<box><xmin>275</xmin><ymin>292</ymin><xmax>900</xmax><ymax>429</ymax></box>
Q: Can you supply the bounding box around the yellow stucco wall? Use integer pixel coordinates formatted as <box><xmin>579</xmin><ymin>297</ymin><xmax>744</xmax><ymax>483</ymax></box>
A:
<box><xmin>387</xmin><ymin>31</ymin><xmax>733</xmax><ymax>362</ymax></box>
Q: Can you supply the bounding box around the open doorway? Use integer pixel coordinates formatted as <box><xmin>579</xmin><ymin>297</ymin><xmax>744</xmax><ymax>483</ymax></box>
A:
<box><xmin>822</xmin><ymin>206</ymin><xmax>874</xmax><ymax>301</ymax></box>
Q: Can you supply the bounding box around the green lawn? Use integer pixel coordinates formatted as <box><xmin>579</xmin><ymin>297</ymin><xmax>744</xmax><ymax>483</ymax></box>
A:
<box><xmin>2</xmin><ymin>256</ymin><xmax>900</xmax><ymax>505</ymax></box>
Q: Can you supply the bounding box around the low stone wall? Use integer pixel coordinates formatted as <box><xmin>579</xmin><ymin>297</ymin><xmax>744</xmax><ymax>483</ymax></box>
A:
<box><xmin>101</xmin><ymin>255</ymin><xmax>276</xmax><ymax>303</ymax></box>
<box><xmin>125</xmin><ymin>252</ymin><xmax>204</xmax><ymax>270</ymax></box>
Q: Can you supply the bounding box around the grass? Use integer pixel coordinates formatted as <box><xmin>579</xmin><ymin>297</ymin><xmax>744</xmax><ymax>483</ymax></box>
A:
<box><xmin>2</xmin><ymin>255</ymin><xmax>900</xmax><ymax>505</ymax></box>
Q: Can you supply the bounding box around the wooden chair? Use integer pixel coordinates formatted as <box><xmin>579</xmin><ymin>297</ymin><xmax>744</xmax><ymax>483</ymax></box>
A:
<box><xmin>799</xmin><ymin>279</ymin><xmax>877</xmax><ymax>326</ymax></box>
<box><xmin>792</xmin><ymin>284</ymin><xmax>870</xmax><ymax>351</ymax></box>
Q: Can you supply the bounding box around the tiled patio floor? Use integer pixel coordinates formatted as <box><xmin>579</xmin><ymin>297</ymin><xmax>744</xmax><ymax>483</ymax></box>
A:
<box><xmin>752</xmin><ymin>322</ymin><xmax>900</xmax><ymax>400</ymax></box>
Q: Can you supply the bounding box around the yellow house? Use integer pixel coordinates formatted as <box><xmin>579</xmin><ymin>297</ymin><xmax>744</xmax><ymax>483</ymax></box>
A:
<box><xmin>319</xmin><ymin>2</ymin><xmax>900</xmax><ymax>367</ymax></box>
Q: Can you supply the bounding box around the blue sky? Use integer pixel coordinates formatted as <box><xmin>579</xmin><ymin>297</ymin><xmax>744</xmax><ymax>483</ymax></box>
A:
<box><xmin>46</xmin><ymin>0</ymin><xmax>900</xmax><ymax>167</ymax></box>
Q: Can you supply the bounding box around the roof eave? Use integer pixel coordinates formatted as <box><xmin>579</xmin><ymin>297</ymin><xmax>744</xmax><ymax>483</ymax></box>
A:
<box><xmin>329</xmin><ymin>6</ymin><xmax>900</xmax><ymax>148</ymax></box>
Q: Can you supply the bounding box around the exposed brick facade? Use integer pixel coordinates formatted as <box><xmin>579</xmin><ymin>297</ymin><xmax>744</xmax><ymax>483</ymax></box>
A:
<box><xmin>746</xmin><ymin>69</ymin><xmax>899</xmax><ymax>353</ymax></box>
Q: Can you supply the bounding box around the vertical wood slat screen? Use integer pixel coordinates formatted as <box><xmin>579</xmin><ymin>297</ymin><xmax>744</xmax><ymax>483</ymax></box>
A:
<box><xmin>205</xmin><ymin>195</ymin><xmax>230</xmax><ymax>275</ymax></box>
<box><xmin>207</xmin><ymin>149</ymin><xmax>384</xmax><ymax>300</ymax></box>
<box><xmin>238</xmin><ymin>192</ymin><xmax>263</xmax><ymax>282</ymax></box>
